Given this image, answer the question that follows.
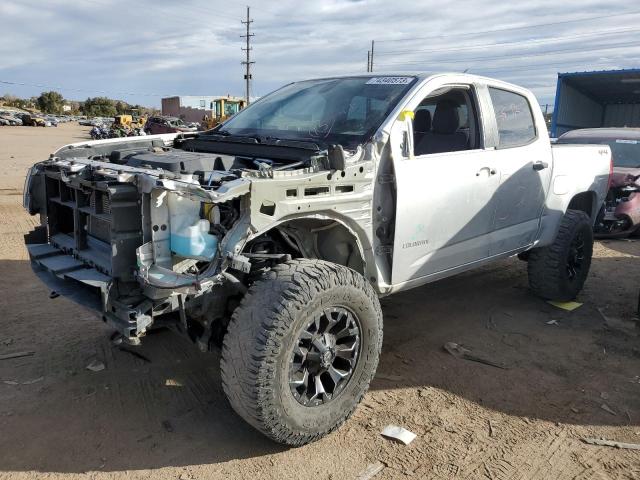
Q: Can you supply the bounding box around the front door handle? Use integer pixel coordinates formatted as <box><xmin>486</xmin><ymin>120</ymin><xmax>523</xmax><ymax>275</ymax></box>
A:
<box><xmin>476</xmin><ymin>167</ymin><xmax>497</xmax><ymax>177</ymax></box>
<box><xmin>533</xmin><ymin>161</ymin><xmax>549</xmax><ymax>171</ymax></box>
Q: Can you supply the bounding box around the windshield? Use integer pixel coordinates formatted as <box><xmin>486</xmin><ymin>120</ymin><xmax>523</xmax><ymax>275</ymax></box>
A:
<box><xmin>559</xmin><ymin>136</ymin><xmax>640</xmax><ymax>168</ymax></box>
<box><xmin>217</xmin><ymin>76</ymin><xmax>417</xmax><ymax>150</ymax></box>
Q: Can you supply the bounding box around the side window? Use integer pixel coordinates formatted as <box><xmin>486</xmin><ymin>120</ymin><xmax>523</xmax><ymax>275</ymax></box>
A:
<box><xmin>488</xmin><ymin>87</ymin><xmax>536</xmax><ymax>148</ymax></box>
<box><xmin>413</xmin><ymin>87</ymin><xmax>480</xmax><ymax>156</ymax></box>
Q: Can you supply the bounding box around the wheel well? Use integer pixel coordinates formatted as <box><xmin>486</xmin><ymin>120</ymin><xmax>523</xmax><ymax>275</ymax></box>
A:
<box><xmin>567</xmin><ymin>191</ymin><xmax>596</xmax><ymax>219</ymax></box>
<box><xmin>245</xmin><ymin>219</ymin><xmax>365</xmax><ymax>275</ymax></box>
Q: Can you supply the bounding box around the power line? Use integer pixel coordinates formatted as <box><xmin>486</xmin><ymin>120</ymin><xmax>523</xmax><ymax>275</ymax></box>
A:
<box><xmin>470</xmin><ymin>58</ymin><xmax>639</xmax><ymax>75</ymax></box>
<box><xmin>241</xmin><ymin>6</ymin><xmax>255</xmax><ymax>106</ymax></box>
<box><xmin>0</xmin><ymin>79</ymin><xmax>169</xmax><ymax>98</ymax></box>
<box><xmin>171</xmin><ymin>1</ymin><xmax>250</xmax><ymax>21</ymax></box>
<box><xmin>1</xmin><ymin>77</ymin><xmax>258</xmax><ymax>103</ymax></box>
<box><xmin>80</xmin><ymin>0</ymin><xmax>241</xmax><ymax>26</ymax></box>
<box><xmin>376</xmin><ymin>26</ymin><xmax>640</xmax><ymax>56</ymax></box>
<box><xmin>374</xmin><ymin>9</ymin><xmax>640</xmax><ymax>43</ymax></box>
<box><xmin>375</xmin><ymin>40</ymin><xmax>639</xmax><ymax>68</ymax></box>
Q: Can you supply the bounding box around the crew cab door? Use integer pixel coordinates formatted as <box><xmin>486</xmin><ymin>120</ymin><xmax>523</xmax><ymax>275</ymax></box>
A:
<box><xmin>483</xmin><ymin>86</ymin><xmax>553</xmax><ymax>255</ymax></box>
<box><xmin>390</xmin><ymin>81</ymin><xmax>500</xmax><ymax>285</ymax></box>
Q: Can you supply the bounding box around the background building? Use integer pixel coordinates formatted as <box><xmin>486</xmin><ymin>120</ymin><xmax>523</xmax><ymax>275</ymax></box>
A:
<box><xmin>551</xmin><ymin>68</ymin><xmax>640</xmax><ymax>137</ymax></box>
<box><xmin>161</xmin><ymin>95</ymin><xmax>245</xmax><ymax>123</ymax></box>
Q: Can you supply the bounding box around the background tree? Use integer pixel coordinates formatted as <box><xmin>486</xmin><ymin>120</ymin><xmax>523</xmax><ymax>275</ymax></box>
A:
<box><xmin>82</xmin><ymin>97</ymin><xmax>117</xmax><ymax>117</ymax></box>
<box><xmin>114</xmin><ymin>100</ymin><xmax>128</xmax><ymax>115</ymax></box>
<box><xmin>37</xmin><ymin>91</ymin><xmax>65</xmax><ymax>114</ymax></box>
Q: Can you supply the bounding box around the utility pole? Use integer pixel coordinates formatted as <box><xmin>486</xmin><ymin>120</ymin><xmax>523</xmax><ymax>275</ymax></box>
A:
<box><xmin>241</xmin><ymin>6</ymin><xmax>254</xmax><ymax>105</ymax></box>
<box><xmin>370</xmin><ymin>40</ymin><xmax>375</xmax><ymax>72</ymax></box>
<box><xmin>367</xmin><ymin>50</ymin><xmax>370</xmax><ymax>72</ymax></box>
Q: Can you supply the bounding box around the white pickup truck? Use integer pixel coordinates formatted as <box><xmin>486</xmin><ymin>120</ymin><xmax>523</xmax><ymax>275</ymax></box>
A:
<box><xmin>24</xmin><ymin>73</ymin><xmax>611</xmax><ymax>445</ymax></box>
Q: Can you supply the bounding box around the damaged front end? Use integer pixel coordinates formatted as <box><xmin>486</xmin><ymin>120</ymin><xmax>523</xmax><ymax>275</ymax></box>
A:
<box><xmin>595</xmin><ymin>169</ymin><xmax>640</xmax><ymax>238</ymax></box>
<box><xmin>24</xmin><ymin>149</ymin><xmax>252</xmax><ymax>344</ymax></box>
<box><xmin>23</xmin><ymin>130</ymin><xmax>380</xmax><ymax>346</ymax></box>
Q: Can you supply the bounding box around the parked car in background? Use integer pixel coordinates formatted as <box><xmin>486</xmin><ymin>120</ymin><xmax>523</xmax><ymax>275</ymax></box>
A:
<box><xmin>557</xmin><ymin>128</ymin><xmax>640</xmax><ymax>238</ymax></box>
<box><xmin>79</xmin><ymin>118</ymin><xmax>106</xmax><ymax>126</ymax></box>
<box><xmin>144</xmin><ymin>116</ymin><xmax>197</xmax><ymax>134</ymax></box>
<box><xmin>0</xmin><ymin>114</ymin><xmax>22</xmax><ymax>126</ymax></box>
<box><xmin>20</xmin><ymin>114</ymin><xmax>46</xmax><ymax>127</ymax></box>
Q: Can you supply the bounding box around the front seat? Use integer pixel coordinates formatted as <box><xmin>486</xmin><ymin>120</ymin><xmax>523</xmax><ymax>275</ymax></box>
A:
<box><xmin>417</xmin><ymin>100</ymin><xmax>469</xmax><ymax>155</ymax></box>
<box><xmin>413</xmin><ymin>109</ymin><xmax>432</xmax><ymax>146</ymax></box>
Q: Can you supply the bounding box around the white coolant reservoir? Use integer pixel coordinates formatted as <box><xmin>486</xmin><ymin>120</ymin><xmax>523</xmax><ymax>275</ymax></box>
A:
<box><xmin>167</xmin><ymin>193</ymin><xmax>218</xmax><ymax>261</ymax></box>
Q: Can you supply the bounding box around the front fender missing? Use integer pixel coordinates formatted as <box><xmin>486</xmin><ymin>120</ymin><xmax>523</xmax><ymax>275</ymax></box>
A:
<box><xmin>245</xmin><ymin>214</ymin><xmax>371</xmax><ymax>280</ymax></box>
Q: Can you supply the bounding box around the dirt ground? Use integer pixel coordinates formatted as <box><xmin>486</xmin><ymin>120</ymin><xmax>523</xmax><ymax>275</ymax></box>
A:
<box><xmin>0</xmin><ymin>123</ymin><xmax>639</xmax><ymax>479</ymax></box>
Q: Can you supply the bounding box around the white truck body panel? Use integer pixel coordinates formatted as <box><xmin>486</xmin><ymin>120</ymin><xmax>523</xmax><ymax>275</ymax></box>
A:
<box><xmin>26</xmin><ymin>73</ymin><xmax>611</xmax><ymax>298</ymax></box>
<box><xmin>378</xmin><ymin>73</ymin><xmax>611</xmax><ymax>292</ymax></box>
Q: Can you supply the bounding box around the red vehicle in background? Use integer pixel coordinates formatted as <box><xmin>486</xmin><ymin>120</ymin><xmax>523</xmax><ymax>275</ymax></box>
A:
<box><xmin>144</xmin><ymin>116</ymin><xmax>197</xmax><ymax>135</ymax></box>
<box><xmin>558</xmin><ymin>128</ymin><xmax>640</xmax><ymax>238</ymax></box>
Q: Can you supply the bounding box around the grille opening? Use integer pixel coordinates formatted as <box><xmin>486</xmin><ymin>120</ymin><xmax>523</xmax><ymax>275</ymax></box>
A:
<box><xmin>45</xmin><ymin>177</ymin><xmax>60</xmax><ymax>199</ymax></box>
<box><xmin>77</xmin><ymin>191</ymin><xmax>90</xmax><ymax>208</ymax></box>
<box><xmin>88</xmin><ymin>216</ymin><xmax>111</xmax><ymax>243</ymax></box>
<box><xmin>60</xmin><ymin>183</ymin><xmax>75</xmax><ymax>203</ymax></box>
<box><xmin>286</xmin><ymin>189</ymin><xmax>297</xmax><ymax>197</ymax></box>
<box><xmin>42</xmin><ymin>172</ymin><xmax>142</xmax><ymax>280</ymax></box>
<box><xmin>92</xmin><ymin>191</ymin><xmax>111</xmax><ymax>215</ymax></box>
<box><xmin>49</xmin><ymin>203</ymin><xmax>74</xmax><ymax>236</ymax></box>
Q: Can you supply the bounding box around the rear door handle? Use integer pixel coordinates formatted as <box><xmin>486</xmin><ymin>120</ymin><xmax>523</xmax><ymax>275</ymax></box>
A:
<box><xmin>533</xmin><ymin>161</ymin><xmax>549</xmax><ymax>171</ymax></box>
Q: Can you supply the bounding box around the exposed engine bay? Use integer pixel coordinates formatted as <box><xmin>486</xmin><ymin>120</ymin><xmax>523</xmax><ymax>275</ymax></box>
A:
<box><xmin>23</xmin><ymin>133</ymin><xmax>385</xmax><ymax>347</ymax></box>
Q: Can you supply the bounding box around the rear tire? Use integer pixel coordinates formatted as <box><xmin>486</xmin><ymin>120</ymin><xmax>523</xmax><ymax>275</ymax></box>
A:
<box><xmin>527</xmin><ymin>209</ymin><xmax>593</xmax><ymax>301</ymax></box>
<box><xmin>221</xmin><ymin>259</ymin><xmax>383</xmax><ymax>446</ymax></box>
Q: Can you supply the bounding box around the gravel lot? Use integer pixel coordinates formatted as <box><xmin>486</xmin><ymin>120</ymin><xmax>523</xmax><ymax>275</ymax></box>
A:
<box><xmin>0</xmin><ymin>123</ymin><xmax>639</xmax><ymax>479</ymax></box>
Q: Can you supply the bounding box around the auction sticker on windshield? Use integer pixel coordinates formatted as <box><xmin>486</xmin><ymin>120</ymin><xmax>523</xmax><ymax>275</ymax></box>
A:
<box><xmin>366</xmin><ymin>77</ymin><xmax>414</xmax><ymax>85</ymax></box>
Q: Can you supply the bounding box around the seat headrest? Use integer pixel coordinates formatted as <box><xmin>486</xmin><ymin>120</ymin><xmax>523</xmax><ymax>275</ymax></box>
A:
<box><xmin>432</xmin><ymin>100</ymin><xmax>460</xmax><ymax>134</ymax></box>
<box><xmin>413</xmin><ymin>109</ymin><xmax>431</xmax><ymax>132</ymax></box>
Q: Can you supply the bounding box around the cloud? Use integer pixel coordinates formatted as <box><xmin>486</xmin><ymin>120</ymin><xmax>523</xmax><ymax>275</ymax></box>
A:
<box><xmin>1</xmin><ymin>0</ymin><xmax>639</xmax><ymax>106</ymax></box>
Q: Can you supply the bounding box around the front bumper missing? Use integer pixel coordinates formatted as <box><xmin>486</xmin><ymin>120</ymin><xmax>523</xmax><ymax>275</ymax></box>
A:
<box><xmin>26</xmin><ymin>237</ymin><xmax>153</xmax><ymax>344</ymax></box>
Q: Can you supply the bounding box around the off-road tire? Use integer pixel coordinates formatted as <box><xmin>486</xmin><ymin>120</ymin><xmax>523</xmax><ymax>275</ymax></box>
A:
<box><xmin>220</xmin><ymin>259</ymin><xmax>383</xmax><ymax>446</ymax></box>
<box><xmin>527</xmin><ymin>209</ymin><xmax>593</xmax><ymax>301</ymax></box>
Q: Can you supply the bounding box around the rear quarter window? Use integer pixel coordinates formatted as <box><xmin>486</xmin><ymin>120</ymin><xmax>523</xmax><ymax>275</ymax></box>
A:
<box><xmin>488</xmin><ymin>87</ymin><xmax>536</xmax><ymax>148</ymax></box>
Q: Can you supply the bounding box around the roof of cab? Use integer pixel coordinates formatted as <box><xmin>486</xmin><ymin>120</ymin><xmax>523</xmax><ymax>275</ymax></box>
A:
<box><xmin>298</xmin><ymin>72</ymin><xmax>529</xmax><ymax>92</ymax></box>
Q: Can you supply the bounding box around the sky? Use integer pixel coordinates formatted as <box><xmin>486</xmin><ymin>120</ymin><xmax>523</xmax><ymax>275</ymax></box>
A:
<box><xmin>1</xmin><ymin>0</ymin><xmax>640</xmax><ymax>108</ymax></box>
